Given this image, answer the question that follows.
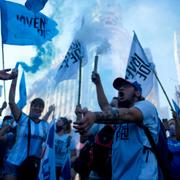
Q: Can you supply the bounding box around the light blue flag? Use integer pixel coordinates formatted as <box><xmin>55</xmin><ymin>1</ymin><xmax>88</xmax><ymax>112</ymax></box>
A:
<box><xmin>38</xmin><ymin>120</ymin><xmax>56</xmax><ymax>180</ymax></box>
<box><xmin>25</xmin><ymin>0</ymin><xmax>48</xmax><ymax>13</ymax></box>
<box><xmin>0</xmin><ymin>0</ymin><xmax>58</xmax><ymax>45</ymax></box>
<box><xmin>125</xmin><ymin>32</ymin><xmax>154</xmax><ymax>97</ymax></box>
<box><xmin>54</xmin><ymin>39</ymin><xmax>87</xmax><ymax>84</ymax></box>
<box><xmin>60</xmin><ymin>154</ymin><xmax>71</xmax><ymax>180</ymax></box>
<box><xmin>17</xmin><ymin>71</ymin><xmax>27</xmax><ymax>109</ymax></box>
<box><xmin>172</xmin><ymin>99</ymin><xmax>180</xmax><ymax>118</ymax></box>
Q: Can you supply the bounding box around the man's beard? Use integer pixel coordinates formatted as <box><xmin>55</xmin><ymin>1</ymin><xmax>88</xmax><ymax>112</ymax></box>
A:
<box><xmin>118</xmin><ymin>99</ymin><xmax>132</xmax><ymax>108</ymax></box>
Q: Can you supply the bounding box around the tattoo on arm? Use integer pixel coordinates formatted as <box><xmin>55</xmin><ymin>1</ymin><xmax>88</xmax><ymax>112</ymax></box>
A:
<box><xmin>94</xmin><ymin>109</ymin><xmax>128</xmax><ymax>124</ymax></box>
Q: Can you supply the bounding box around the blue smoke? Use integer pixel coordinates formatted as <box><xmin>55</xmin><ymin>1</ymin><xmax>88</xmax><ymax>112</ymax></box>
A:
<box><xmin>18</xmin><ymin>43</ymin><xmax>56</xmax><ymax>73</ymax></box>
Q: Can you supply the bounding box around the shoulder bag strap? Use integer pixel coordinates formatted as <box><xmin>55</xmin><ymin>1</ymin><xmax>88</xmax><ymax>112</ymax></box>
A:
<box><xmin>137</xmin><ymin>123</ymin><xmax>169</xmax><ymax>180</ymax></box>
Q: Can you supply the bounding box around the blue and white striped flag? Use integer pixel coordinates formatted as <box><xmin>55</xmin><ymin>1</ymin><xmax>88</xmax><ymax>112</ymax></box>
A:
<box><xmin>38</xmin><ymin>120</ymin><xmax>56</xmax><ymax>180</ymax></box>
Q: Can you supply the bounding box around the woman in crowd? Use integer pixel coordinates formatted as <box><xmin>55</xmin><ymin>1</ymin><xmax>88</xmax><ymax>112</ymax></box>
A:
<box><xmin>4</xmin><ymin>68</ymin><xmax>49</xmax><ymax>180</ymax></box>
<box><xmin>55</xmin><ymin>117</ymin><xmax>73</xmax><ymax>180</ymax></box>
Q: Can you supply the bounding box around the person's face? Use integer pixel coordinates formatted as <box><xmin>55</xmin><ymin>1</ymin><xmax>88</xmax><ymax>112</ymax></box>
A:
<box><xmin>30</xmin><ymin>103</ymin><xmax>44</xmax><ymax>119</ymax></box>
<box><xmin>118</xmin><ymin>84</ymin><xmax>136</xmax><ymax>108</ymax></box>
<box><xmin>56</xmin><ymin>119</ymin><xmax>65</xmax><ymax>133</ymax></box>
<box><xmin>56</xmin><ymin>119</ymin><xmax>64</xmax><ymax>127</ymax></box>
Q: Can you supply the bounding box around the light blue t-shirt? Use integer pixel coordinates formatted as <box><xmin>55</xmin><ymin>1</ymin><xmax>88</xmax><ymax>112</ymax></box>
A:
<box><xmin>112</xmin><ymin>100</ymin><xmax>159</xmax><ymax>180</ymax></box>
<box><xmin>55</xmin><ymin>133</ymin><xmax>71</xmax><ymax>168</ymax></box>
<box><xmin>7</xmin><ymin>113</ymin><xmax>49</xmax><ymax>166</ymax></box>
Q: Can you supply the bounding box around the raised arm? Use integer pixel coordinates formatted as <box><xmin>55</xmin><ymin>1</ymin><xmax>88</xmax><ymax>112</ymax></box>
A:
<box><xmin>42</xmin><ymin>104</ymin><xmax>55</xmax><ymax>121</ymax></box>
<box><xmin>74</xmin><ymin>107</ymin><xmax>143</xmax><ymax>133</ymax></box>
<box><xmin>91</xmin><ymin>71</ymin><xmax>110</xmax><ymax>111</ymax></box>
<box><xmin>9</xmin><ymin>69</ymin><xmax>21</xmax><ymax>121</ymax></box>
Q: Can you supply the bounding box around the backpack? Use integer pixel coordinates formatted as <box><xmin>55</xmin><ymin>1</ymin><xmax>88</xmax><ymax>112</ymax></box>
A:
<box><xmin>72</xmin><ymin>125</ymin><xmax>114</xmax><ymax>178</ymax></box>
<box><xmin>72</xmin><ymin>140</ymin><xmax>94</xmax><ymax>179</ymax></box>
<box><xmin>91</xmin><ymin>125</ymin><xmax>114</xmax><ymax>177</ymax></box>
<box><xmin>138</xmin><ymin>120</ymin><xmax>173</xmax><ymax>180</ymax></box>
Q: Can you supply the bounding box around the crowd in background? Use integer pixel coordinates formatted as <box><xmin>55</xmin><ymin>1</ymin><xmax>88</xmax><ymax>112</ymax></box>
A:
<box><xmin>0</xmin><ymin>68</ymin><xmax>180</xmax><ymax>180</ymax></box>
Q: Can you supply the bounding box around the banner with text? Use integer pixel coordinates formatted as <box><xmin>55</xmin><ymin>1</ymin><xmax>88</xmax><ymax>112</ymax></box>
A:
<box><xmin>125</xmin><ymin>33</ymin><xmax>154</xmax><ymax>97</ymax></box>
<box><xmin>55</xmin><ymin>39</ymin><xmax>87</xmax><ymax>84</ymax></box>
<box><xmin>0</xmin><ymin>0</ymin><xmax>58</xmax><ymax>45</ymax></box>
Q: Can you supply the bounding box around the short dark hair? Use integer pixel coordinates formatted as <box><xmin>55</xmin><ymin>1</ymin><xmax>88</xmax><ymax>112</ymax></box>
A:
<box><xmin>30</xmin><ymin>98</ymin><xmax>45</xmax><ymax>109</ymax></box>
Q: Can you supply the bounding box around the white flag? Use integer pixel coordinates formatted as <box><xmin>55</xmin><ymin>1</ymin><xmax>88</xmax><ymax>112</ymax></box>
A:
<box><xmin>54</xmin><ymin>39</ymin><xmax>87</xmax><ymax>84</ymax></box>
<box><xmin>125</xmin><ymin>32</ymin><xmax>154</xmax><ymax>97</ymax></box>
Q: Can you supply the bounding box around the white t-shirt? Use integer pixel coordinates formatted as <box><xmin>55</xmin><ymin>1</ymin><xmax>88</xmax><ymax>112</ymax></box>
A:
<box><xmin>7</xmin><ymin>113</ymin><xmax>49</xmax><ymax>166</ymax></box>
<box><xmin>112</xmin><ymin>100</ymin><xmax>159</xmax><ymax>180</ymax></box>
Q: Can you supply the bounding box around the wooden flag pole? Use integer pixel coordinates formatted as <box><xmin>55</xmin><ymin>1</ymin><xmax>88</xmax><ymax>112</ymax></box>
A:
<box><xmin>0</xmin><ymin>9</ymin><xmax>6</xmax><ymax>101</ymax></box>
<box><xmin>153</xmin><ymin>70</ymin><xmax>174</xmax><ymax>111</ymax></box>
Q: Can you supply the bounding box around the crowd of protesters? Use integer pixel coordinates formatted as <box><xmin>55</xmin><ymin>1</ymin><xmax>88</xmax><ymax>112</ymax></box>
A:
<box><xmin>0</xmin><ymin>68</ymin><xmax>77</xmax><ymax>180</ymax></box>
<box><xmin>1</xmin><ymin>67</ymin><xmax>180</xmax><ymax>180</ymax></box>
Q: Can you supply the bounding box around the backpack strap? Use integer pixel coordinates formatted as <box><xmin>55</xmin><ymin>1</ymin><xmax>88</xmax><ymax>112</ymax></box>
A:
<box><xmin>137</xmin><ymin>123</ymin><xmax>169</xmax><ymax>180</ymax></box>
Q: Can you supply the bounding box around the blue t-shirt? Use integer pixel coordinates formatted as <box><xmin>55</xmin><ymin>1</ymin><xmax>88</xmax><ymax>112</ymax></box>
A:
<box><xmin>168</xmin><ymin>139</ymin><xmax>180</xmax><ymax>179</ymax></box>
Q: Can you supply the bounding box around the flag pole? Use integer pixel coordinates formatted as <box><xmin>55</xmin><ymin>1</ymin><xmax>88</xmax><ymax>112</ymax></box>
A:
<box><xmin>0</xmin><ymin>8</ymin><xmax>6</xmax><ymax>101</ymax></box>
<box><xmin>77</xmin><ymin>58</ymin><xmax>82</xmax><ymax>106</ymax></box>
<box><xmin>153</xmin><ymin>70</ymin><xmax>174</xmax><ymax>111</ymax></box>
<box><xmin>76</xmin><ymin>58</ymin><xmax>82</xmax><ymax>122</ymax></box>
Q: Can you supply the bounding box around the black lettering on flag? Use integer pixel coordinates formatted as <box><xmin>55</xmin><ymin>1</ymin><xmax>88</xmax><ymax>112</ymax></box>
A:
<box><xmin>58</xmin><ymin>40</ymin><xmax>83</xmax><ymax>70</ymax></box>
<box><xmin>16</xmin><ymin>15</ymin><xmax>46</xmax><ymax>38</ymax></box>
<box><xmin>126</xmin><ymin>53</ymin><xmax>151</xmax><ymax>81</ymax></box>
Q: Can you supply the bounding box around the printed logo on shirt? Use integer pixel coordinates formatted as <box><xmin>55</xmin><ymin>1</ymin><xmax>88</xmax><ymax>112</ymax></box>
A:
<box><xmin>115</xmin><ymin>123</ymin><xmax>129</xmax><ymax>141</ymax></box>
